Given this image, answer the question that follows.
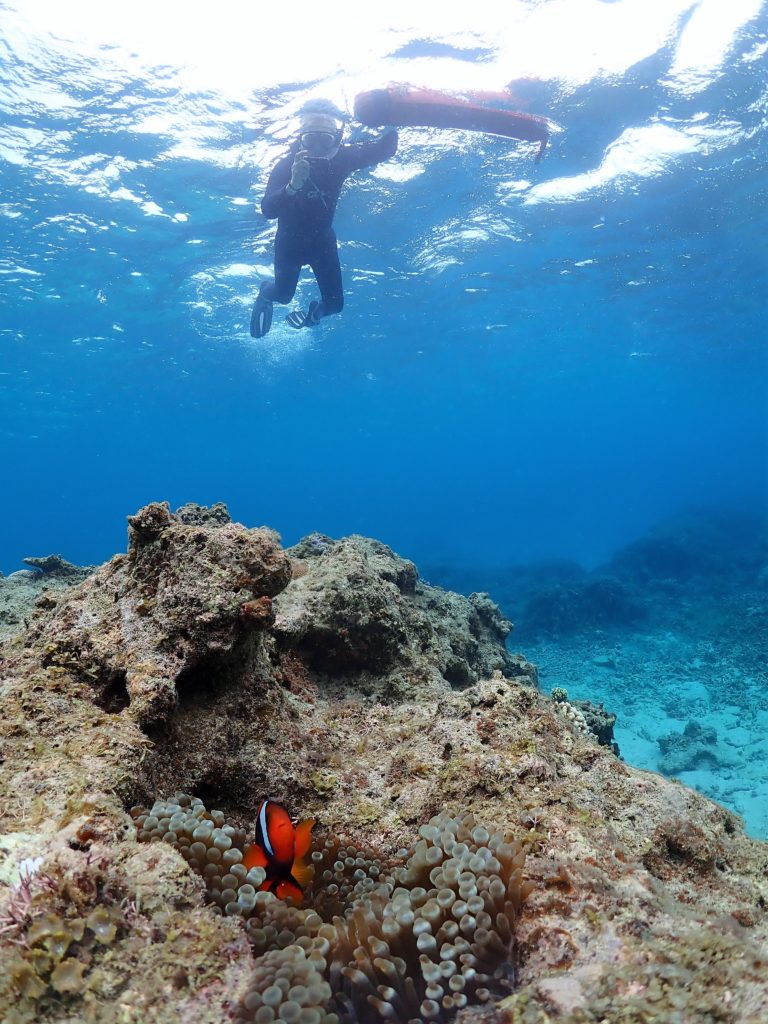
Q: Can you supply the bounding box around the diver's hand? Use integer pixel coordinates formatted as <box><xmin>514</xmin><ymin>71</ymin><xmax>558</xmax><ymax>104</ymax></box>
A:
<box><xmin>290</xmin><ymin>151</ymin><xmax>310</xmax><ymax>191</ymax></box>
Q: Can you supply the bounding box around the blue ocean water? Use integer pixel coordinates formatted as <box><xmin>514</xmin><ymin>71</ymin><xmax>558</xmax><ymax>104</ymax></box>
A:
<box><xmin>1</xmin><ymin>3</ymin><xmax>767</xmax><ymax>831</ymax></box>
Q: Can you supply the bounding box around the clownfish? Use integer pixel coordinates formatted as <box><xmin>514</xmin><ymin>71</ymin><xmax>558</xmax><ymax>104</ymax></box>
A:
<box><xmin>243</xmin><ymin>799</ymin><xmax>315</xmax><ymax>906</ymax></box>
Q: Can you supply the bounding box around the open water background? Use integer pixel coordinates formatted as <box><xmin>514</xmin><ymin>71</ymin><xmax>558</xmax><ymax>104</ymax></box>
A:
<box><xmin>0</xmin><ymin>0</ymin><xmax>766</xmax><ymax>575</ymax></box>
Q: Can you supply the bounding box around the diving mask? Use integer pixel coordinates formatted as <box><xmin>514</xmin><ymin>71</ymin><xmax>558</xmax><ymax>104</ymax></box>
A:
<box><xmin>300</xmin><ymin>130</ymin><xmax>340</xmax><ymax>160</ymax></box>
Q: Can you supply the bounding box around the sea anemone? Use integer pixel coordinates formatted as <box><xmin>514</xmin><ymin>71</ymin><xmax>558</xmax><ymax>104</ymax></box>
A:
<box><xmin>130</xmin><ymin>795</ymin><xmax>266</xmax><ymax>919</ymax></box>
<box><xmin>133</xmin><ymin>795</ymin><xmax>532</xmax><ymax>1022</ymax></box>
<box><xmin>326</xmin><ymin>813</ymin><xmax>532</xmax><ymax>1021</ymax></box>
<box><xmin>234</xmin><ymin>944</ymin><xmax>338</xmax><ymax>1024</ymax></box>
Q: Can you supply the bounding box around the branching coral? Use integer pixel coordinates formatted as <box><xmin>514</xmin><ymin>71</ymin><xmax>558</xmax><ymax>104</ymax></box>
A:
<box><xmin>557</xmin><ymin>700</ymin><xmax>591</xmax><ymax>736</ymax></box>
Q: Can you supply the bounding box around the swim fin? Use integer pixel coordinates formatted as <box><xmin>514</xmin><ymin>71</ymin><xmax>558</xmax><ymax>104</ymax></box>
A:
<box><xmin>286</xmin><ymin>301</ymin><xmax>322</xmax><ymax>330</ymax></box>
<box><xmin>250</xmin><ymin>292</ymin><xmax>273</xmax><ymax>338</ymax></box>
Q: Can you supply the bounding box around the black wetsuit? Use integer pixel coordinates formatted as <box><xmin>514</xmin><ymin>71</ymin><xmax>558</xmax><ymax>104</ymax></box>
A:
<box><xmin>259</xmin><ymin>131</ymin><xmax>398</xmax><ymax>316</ymax></box>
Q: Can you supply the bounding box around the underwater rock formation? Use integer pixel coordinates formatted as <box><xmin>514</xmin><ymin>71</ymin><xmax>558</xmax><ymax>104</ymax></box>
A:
<box><xmin>174</xmin><ymin>500</ymin><xmax>233</xmax><ymax>527</ymax></box>
<box><xmin>0</xmin><ymin>560</ymin><xmax>92</xmax><ymax>644</ymax></box>
<box><xmin>602</xmin><ymin>507</ymin><xmax>768</xmax><ymax>585</ymax></box>
<box><xmin>25</xmin><ymin>501</ymin><xmax>291</xmax><ymax>726</ymax></box>
<box><xmin>22</xmin><ymin>555</ymin><xmax>88</xmax><ymax>579</ymax></box>
<box><xmin>276</xmin><ymin>534</ymin><xmax>524</xmax><ymax>694</ymax></box>
<box><xmin>0</xmin><ymin>502</ymin><xmax>767</xmax><ymax>1024</ymax></box>
<box><xmin>572</xmin><ymin>699</ymin><xmax>620</xmax><ymax>756</ymax></box>
<box><xmin>658</xmin><ymin>720</ymin><xmax>738</xmax><ymax>775</ymax></box>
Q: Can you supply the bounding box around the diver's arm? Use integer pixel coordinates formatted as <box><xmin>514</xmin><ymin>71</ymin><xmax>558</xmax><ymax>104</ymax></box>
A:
<box><xmin>261</xmin><ymin>154</ymin><xmax>298</xmax><ymax>219</ymax></box>
<box><xmin>340</xmin><ymin>129</ymin><xmax>398</xmax><ymax>172</ymax></box>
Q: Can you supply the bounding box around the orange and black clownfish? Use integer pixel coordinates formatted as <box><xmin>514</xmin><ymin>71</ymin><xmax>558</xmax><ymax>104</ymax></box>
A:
<box><xmin>243</xmin><ymin>799</ymin><xmax>315</xmax><ymax>906</ymax></box>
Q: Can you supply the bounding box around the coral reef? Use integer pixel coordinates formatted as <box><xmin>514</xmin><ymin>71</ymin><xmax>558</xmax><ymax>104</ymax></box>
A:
<box><xmin>572</xmin><ymin>700</ymin><xmax>619</xmax><ymax>756</ymax></box>
<box><xmin>0</xmin><ymin>503</ymin><xmax>767</xmax><ymax>1024</ymax></box>
<box><xmin>520</xmin><ymin>575</ymin><xmax>644</xmax><ymax>639</ymax></box>
<box><xmin>553</xmin><ymin>699</ymin><xmax>590</xmax><ymax>737</ymax></box>
<box><xmin>658</xmin><ymin>720</ymin><xmax>738</xmax><ymax>774</ymax></box>
<box><xmin>0</xmin><ymin>836</ymin><xmax>251</xmax><ymax>1023</ymax></box>
<box><xmin>548</xmin><ymin>691</ymin><xmax>619</xmax><ymax>756</ymax></box>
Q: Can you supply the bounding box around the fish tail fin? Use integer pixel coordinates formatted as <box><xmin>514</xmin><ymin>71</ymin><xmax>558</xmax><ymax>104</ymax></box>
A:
<box><xmin>290</xmin><ymin>857</ymin><xmax>314</xmax><ymax>891</ymax></box>
<box><xmin>293</xmin><ymin>818</ymin><xmax>316</xmax><ymax>859</ymax></box>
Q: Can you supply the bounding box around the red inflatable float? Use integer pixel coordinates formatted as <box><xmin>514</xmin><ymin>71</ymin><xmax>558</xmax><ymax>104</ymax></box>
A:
<box><xmin>354</xmin><ymin>85</ymin><xmax>550</xmax><ymax>162</ymax></box>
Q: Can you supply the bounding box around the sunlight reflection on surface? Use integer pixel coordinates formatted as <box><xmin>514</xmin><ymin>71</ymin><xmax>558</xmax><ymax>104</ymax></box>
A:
<box><xmin>4</xmin><ymin>0</ymin><xmax>760</xmax><ymax>100</ymax></box>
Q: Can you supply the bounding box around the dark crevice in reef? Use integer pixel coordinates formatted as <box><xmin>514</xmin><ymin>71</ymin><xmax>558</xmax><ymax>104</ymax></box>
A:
<box><xmin>174</xmin><ymin>650</ymin><xmax>245</xmax><ymax>711</ymax></box>
<box><xmin>442</xmin><ymin>656</ymin><xmax>475</xmax><ymax>688</ymax></box>
<box><xmin>189</xmin><ymin>779</ymin><xmax>246</xmax><ymax>817</ymax></box>
<box><xmin>127</xmin><ymin>754</ymin><xmax>256</xmax><ymax>828</ymax></box>
<box><xmin>93</xmin><ymin>669</ymin><xmax>130</xmax><ymax>714</ymax></box>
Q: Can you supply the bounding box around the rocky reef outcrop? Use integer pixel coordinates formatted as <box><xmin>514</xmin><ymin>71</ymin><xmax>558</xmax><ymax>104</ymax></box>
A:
<box><xmin>25</xmin><ymin>501</ymin><xmax>291</xmax><ymax>728</ymax></box>
<box><xmin>0</xmin><ymin>560</ymin><xmax>92</xmax><ymax>644</ymax></box>
<box><xmin>0</xmin><ymin>503</ymin><xmax>766</xmax><ymax>1024</ymax></box>
<box><xmin>426</xmin><ymin>506</ymin><xmax>768</xmax><ymax>642</ymax></box>
<box><xmin>658</xmin><ymin>719</ymin><xmax>739</xmax><ymax>775</ymax></box>
<box><xmin>276</xmin><ymin>533</ymin><xmax>523</xmax><ymax>694</ymax></box>
<box><xmin>519</xmin><ymin>575</ymin><xmax>645</xmax><ymax>639</ymax></box>
<box><xmin>602</xmin><ymin>506</ymin><xmax>768</xmax><ymax>585</ymax></box>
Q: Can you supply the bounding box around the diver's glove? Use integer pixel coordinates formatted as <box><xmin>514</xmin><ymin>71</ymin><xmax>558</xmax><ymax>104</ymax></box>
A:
<box><xmin>287</xmin><ymin>151</ymin><xmax>310</xmax><ymax>193</ymax></box>
<box><xmin>286</xmin><ymin>301</ymin><xmax>322</xmax><ymax>329</ymax></box>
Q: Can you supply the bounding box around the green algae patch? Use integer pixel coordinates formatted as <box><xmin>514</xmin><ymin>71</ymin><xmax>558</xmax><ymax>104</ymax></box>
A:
<box><xmin>0</xmin><ymin>840</ymin><xmax>252</xmax><ymax>1024</ymax></box>
<box><xmin>308</xmin><ymin>771</ymin><xmax>338</xmax><ymax>797</ymax></box>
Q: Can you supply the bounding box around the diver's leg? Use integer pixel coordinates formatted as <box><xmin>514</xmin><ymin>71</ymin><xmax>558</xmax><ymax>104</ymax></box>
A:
<box><xmin>310</xmin><ymin>232</ymin><xmax>344</xmax><ymax>317</ymax></box>
<box><xmin>251</xmin><ymin>235</ymin><xmax>302</xmax><ymax>338</ymax></box>
<box><xmin>286</xmin><ymin>233</ymin><xmax>343</xmax><ymax>329</ymax></box>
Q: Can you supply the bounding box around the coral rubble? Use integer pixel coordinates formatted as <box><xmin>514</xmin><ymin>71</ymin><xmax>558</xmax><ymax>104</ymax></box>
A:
<box><xmin>0</xmin><ymin>502</ymin><xmax>767</xmax><ymax>1024</ymax></box>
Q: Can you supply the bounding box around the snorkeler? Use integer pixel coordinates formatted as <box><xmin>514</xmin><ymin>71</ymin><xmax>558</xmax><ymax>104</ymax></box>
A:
<box><xmin>251</xmin><ymin>111</ymin><xmax>398</xmax><ymax>338</ymax></box>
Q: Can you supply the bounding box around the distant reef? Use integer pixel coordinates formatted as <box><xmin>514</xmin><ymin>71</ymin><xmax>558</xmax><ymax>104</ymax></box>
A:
<box><xmin>426</xmin><ymin>505</ymin><xmax>768</xmax><ymax>640</ymax></box>
<box><xmin>0</xmin><ymin>502</ymin><xmax>766</xmax><ymax>1024</ymax></box>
